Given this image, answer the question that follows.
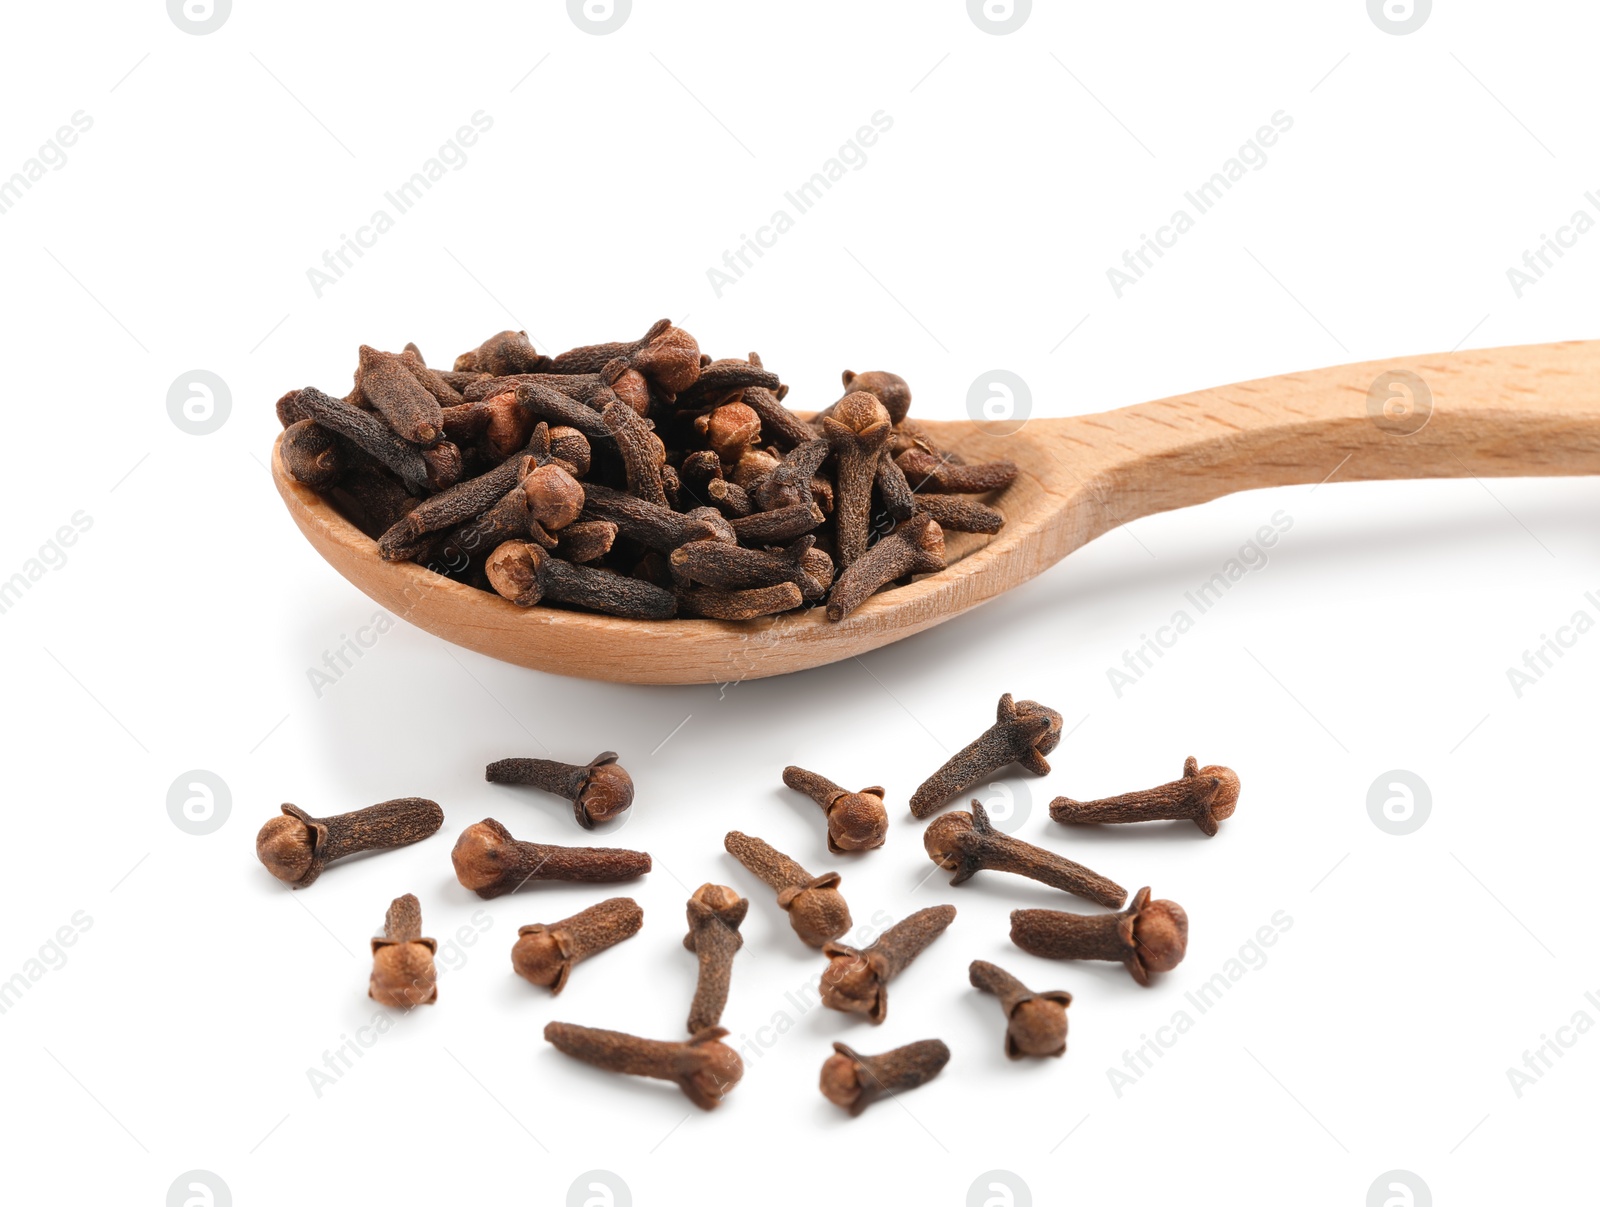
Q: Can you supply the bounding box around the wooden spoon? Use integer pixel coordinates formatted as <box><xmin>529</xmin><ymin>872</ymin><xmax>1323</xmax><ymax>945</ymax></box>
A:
<box><xmin>273</xmin><ymin>341</ymin><xmax>1600</xmax><ymax>684</ymax></box>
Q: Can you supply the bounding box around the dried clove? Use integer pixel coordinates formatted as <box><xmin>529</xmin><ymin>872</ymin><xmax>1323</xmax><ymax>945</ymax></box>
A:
<box><xmin>923</xmin><ymin>799</ymin><xmax>1126</xmax><ymax>908</ymax></box>
<box><xmin>909</xmin><ymin>693</ymin><xmax>1062</xmax><ymax>818</ymax></box>
<box><xmin>683</xmin><ymin>883</ymin><xmax>747</xmax><ymax>1033</ymax></box>
<box><xmin>357</xmin><ymin>345</ymin><xmax>445</xmax><ymax>446</ymax></box>
<box><xmin>674</xmin><ymin>354</ymin><xmax>781</xmax><ymax>408</ymax></box>
<box><xmin>557</xmin><ymin>519</ymin><xmax>617</xmax><ymax>563</ymax></box>
<box><xmin>723</xmin><ymin>831</ymin><xmax>851</xmax><ymax>947</ymax></box>
<box><xmin>451</xmin><ymin>818</ymin><xmax>651</xmax><ymax>898</ymax></box>
<box><xmin>820</xmin><ymin>1039</ymin><xmax>948</xmax><ymax>1116</ymax></box>
<box><xmin>1050</xmin><ymin>756</ymin><xmax>1240</xmax><ymax>836</ymax></box>
<box><xmin>822</xmin><ymin>392</ymin><xmax>892</xmax><ymax>568</ymax></box>
<box><xmin>546</xmin><ymin>319</ymin><xmax>702</xmax><ymax>394</ymax></box>
<box><xmin>255</xmin><ymin>798</ymin><xmax>443</xmax><ymax>889</ymax></box>
<box><xmin>1010</xmin><ymin>887</ymin><xmax>1188</xmax><ymax>986</ymax></box>
<box><xmin>741</xmin><ymin>383</ymin><xmax>815</xmax><ymax>451</ymax></box>
<box><xmin>968</xmin><ymin>960</ymin><xmax>1071</xmax><ymax>1059</ymax></box>
<box><xmin>369</xmin><ymin>893</ymin><xmax>437</xmax><ymax>1008</ymax></box>
<box><xmin>280</xmin><ymin>418</ymin><xmax>343</xmax><ymax>488</ymax></box>
<box><xmin>826</xmin><ymin>513</ymin><xmax>946</xmax><ymax>622</ymax></box>
<box><xmin>582</xmin><ymin>483</ymin><xmax>736</xmax><ymax>553</ymax></box>
<box><xmin>896</xmin><ymin>448</ymin><xmax>1018</xmax><ymax>494</ymax></box>
<box><xmin>543</xmin><ymin>1021</ymin><xmax>742</xmax><ymax>1110</ymax></box>
<box><xmin>677</xmin><ymin>582</ymin><xmax>803</xmax><ymax>620</ymax></box>
<box><xmin>747</xmin><ymin>439</ymin><xmax>830</xmax><ymax>513</ymax></box>
<box><xmin>913</xmin><ymin>494</ymin><xmax>1005</xmax><ymax>534</ymax></box>
<box><xmin>875</xmin><ymin>453</ymin><xmax>916</xmax><ymax>521</ymax></box>
<box><xmin>781</xmin><ymin>766</ymin><xmax>888</xmax><ymax>853</ymax></box>
<box><xmin>378</xmin><ymin>454</ymin><xmax>533</xmax><ymax>558</ymax></box>
<box><xmin>486</xmin><ymin>541</ymin><xmax>678</xmax><ymax>619</ymax></box>
<box><xmin>670</xmin><ymin>536</ymin><xmax>829</xmax><ymax>601</ymax></box>
<box><xmin>454</xmin><ymin>329</ymin><xmax>548</xmax><ymax>376</ymax></box>
<box><xmin>602</xmin><ymin>402</ymin><xmax>668</xmax><ymax>506</ymax></box>
<box><xmin>486</xmin><ymin>751</ymin><xmax>634</xmax><ymax>829</ymax></box>
<box><xmin>512</xmin><ymin>896</ymin><xmax>643</xmax><ymax>993</ymax></box>
<box><xmin>820</xmin><ymin>904</ymin><xmax>956</xmax><ymax>1023</ymax></box>
<box><xmin>827</xmin><ymin>369</ymin><xmax>913</xmax><ymax>426</ymax></box>
<box><xmin>728</xmin><ymin>501</ymin><xmax>826</xmax><ymax>546</ymax></box>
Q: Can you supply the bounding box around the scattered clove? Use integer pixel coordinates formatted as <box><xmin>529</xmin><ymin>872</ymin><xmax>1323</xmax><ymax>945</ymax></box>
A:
<box><xmin>782</xmin><ymin>766</ymin><xmax>888</xmax><ymax>853</ymax></box>
<box><xmin>275</xmin><ymin>321</ymin><xmax>1013</xmax><ymax>620</ymax></box>
<box><xmin>820</xmin><ymin>1039</ymin><xmax>949</xmax><ymax>1116</ymax></box>
<box><xmin>723</xmin><ymin>831</ymin><xmax>851</xmax><ymax>947</ymax></box>
<box><xmin>485</xmin><ymin>751</ymin><xmax>635</xmax><ymax>829</ymax></box>
<box><xmin>255</xmin><ymin>798</ymin><xmax>443</xmax><ymax>889</ymax></box>
<box><xmin>683</xmin><ymin>884</ymin><xmax>747</xmax><ymax>1033</ymax></box>
<box><xmin>512</xmin><ymin>896</ymin><xmax>643</xmax><ymax>993</ymax></box>
<box><xmin>968</xmin><ymin>960</ymin><xmax>1071</xmax><ymax>1059</ymax></box>
<box><xmin>909</xmin><ymin>693</ymin><xmax>1063</xmax><ymax>818</ymax></box>
<box><xmin>543</xmin><ymin>1021</ymin><xmax>742</xmax><ymax>1110</ymax></box>
<box><xmin>369</xmin><ymin>893</ymin><xmax>437</xmax><ymax>1007</ymax></box>
<box><xmin>820</xmin><ymin>904</ymin><xmax>955</xmax><ymax>1023</ymax></box>
<box><xmin>1050</xmin><ymin>757</ymin><xmax>1240</xmax><ymax>836</ymax></box>
<box><xmin>1010</xmin><ymin>887</ymin><xmax>1188</xmax><ymax>986</ymax></box>
<box><xmin>451</xmin><ymin>818</ymin><xmax>651</xmax><ymax>898</ymax></box>
<box><xmin>923</xmin><ymin>799</ymin><xmax>1126</xmax><ymax>908</ymax></box>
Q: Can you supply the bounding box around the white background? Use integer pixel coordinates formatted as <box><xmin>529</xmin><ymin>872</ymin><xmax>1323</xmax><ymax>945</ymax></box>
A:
<box><xmin>1</xmin><ymin>2</ymin><xmax>1595</xmax><ymax>1204</ymax></box>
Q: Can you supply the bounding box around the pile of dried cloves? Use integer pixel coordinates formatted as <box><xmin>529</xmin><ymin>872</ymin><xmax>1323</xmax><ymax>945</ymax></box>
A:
<box><xmin>274</xmin><ymin>321</ymin><xmax>1017</xmax><ymax>621</ymax></box>
<box><xmin>254</xmin><ymin>703</ymin><xmax>1239</xmax><ymax>1117</ymax></box>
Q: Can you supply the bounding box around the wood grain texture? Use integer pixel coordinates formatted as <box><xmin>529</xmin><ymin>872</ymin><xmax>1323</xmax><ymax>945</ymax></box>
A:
<box><xmin>272</xmin><ymin>341</ymin><xmax>1600</xmax><ymax>684</ymax></box>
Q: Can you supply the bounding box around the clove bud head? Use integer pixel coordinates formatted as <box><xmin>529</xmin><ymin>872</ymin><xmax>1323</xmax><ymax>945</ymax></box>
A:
<box><xmin>1202</xmin><ymin>764</ymin><xmax>1241</xmax><ymax>821</ymax></box>
<box><xmin>1009</xmin><ymin>998</ymin><xmax>1069</xmax><ymax>1058</ymax></box>
<box><xmin>696</xmin><ymin>402</ymin><xmax>761</xmax><ymax>464</ymax></box>
<box><xmin>576</xmin><ymin>759</ymin><xmax>634</xmax><ymax>826</ymax></box>
<box><xmin>831</xmin><ymin>390</ymin><xmax>891</xmax><ymax>436</ymax></box>
<box><xmin>776</xmin><ymin>878</ymin><xmax>852</xmax><ymax>948</ymax></box>
<box><xmin>633</xmin><ymin>324</ymin><xmax>702</xmax><ymax>394</ymax></box>
<box><xmin>829</xmin><ymin>790</ymin><xmax>888</xmax><ymax>853</ymax></box>
<box><xmin>819</xmin><ymin>1052</ymin><xmax>866</xmax><ymax>1110</ymax></box>
<box><xmin>681</xmin><ymin>1034</ymin><xmax>745</xmax><ymax>1109</ymax></box>
<box><xmin>511</xmin><ymin>931</ymin><xmax>566</xmax><ymax>988</ymax></box>
<box><xmin>255</xmin><ymin>815</ymin><xmax>314</xmax><ymax>883</ymax></box>
<box><xmin>922</xmin><ymin>810</ymin><xmax>977</xmax><ymax>872</ymax></box>
<box><xmin>522</xmin><ymin>463</ymin><xmax>585</xmax><ymax>531</ymax></box>
<box><xmin>819</xmin><ymin>951</ymin><xmax>882</xmax><ymax>1016</ymax></box>
<box><xmin>451</xmin><ymin>821</ymin><xmax>515</xmax><ymax>892</ymax></box>
<box><xmin>1132</xmin><ymin>898</ymin><xmax>1189</xmax><ymax>974</ymax></box>
<box><xmin>369</xmin><ymin>941</ymin><xmax>437</xmax><ymax>1008</ymax></box>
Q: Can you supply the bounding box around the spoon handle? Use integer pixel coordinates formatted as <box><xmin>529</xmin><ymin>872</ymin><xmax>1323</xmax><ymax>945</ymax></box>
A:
<box><xmin>1056</xmin><ymin>340</ymin><xmax>1600</xmax><ymax>535</ymax></box>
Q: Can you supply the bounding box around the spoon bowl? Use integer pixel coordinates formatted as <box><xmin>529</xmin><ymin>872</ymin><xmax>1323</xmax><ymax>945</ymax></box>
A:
<box><xmin>274</xmin><ymin>340</ymin><xmax>1600</xmax><ymax>684</ymax></box>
